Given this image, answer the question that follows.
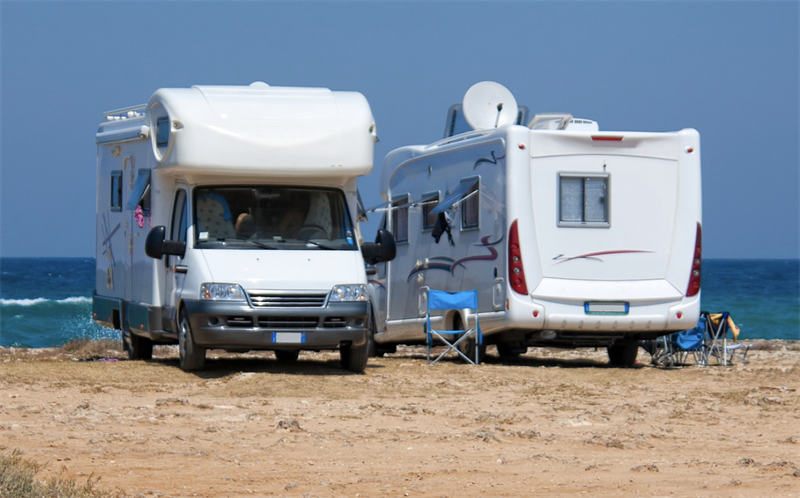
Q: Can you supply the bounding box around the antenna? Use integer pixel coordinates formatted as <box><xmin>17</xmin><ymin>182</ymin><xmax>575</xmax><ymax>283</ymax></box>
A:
<box><xmin>461</xmin><ymin>82</ymin><xmax>519</xmax><ymax>131</ymax></box>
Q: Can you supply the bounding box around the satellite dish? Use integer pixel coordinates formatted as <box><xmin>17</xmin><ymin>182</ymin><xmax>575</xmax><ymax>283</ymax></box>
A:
<box><xmin>461</xmin><ymin>81</ymin><xmax>519</xmax><ymax>130</ymax></box>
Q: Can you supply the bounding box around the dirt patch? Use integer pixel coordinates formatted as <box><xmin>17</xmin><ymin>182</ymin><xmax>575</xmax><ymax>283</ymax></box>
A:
<box><xmin>1</xmin><ymin>341</ymin><xmax>798</xmax><ymax>497</ymax></box>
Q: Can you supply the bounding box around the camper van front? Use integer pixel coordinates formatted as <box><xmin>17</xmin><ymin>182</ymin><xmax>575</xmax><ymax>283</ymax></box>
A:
<box><xmin>178</xmin><ymin>185</ymin><xmax>370</xmax><ymax>350</ymax></box>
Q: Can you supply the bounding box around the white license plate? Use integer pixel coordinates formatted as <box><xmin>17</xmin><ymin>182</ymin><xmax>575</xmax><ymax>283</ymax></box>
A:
<box><xmin>272</xmin><ymin>332</ymin><xmax>305</xmax><ymax>344</ymax></box>
<box><xmin>585</xmin><ymin>302</ymin><xmax>629</xmax><ymax>315</ymax></box>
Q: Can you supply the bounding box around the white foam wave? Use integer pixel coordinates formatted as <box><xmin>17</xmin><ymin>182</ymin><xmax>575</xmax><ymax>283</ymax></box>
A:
<box><xmin>0</xmin><ymin>296</ymin><xmax>92</xmax><ymax>306</ymax></box>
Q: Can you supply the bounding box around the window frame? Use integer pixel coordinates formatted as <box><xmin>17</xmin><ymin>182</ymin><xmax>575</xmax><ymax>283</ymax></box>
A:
<box><xmin>110</xmin><ymin>170</ymin><xmax>123</xmax><ymax>211</ymax></box>
<box><xmin>557</xmin><ymin>172</ymin><xmax>610</xmax><ymax>228</ymax></box>
<box><xmin>391</xmin><ymin>194</ymin><xmax>410</xmax><ymax>245</ymax></box>
<box><xmin>421</xmin><ymin>191</ymin><xmax>441</xmax><ymax>232</ymax></box>
<box><xmin>459</xmin><ymin>176</ymin><xmax>480</xmax><ymax>232</ymax></box>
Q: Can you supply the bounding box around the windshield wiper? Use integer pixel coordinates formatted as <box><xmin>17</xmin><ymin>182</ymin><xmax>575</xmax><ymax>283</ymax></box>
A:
<box><xmin>303</xmin><ymin>239</ymin><xmax>337</xmax><ymax>250</ymax></box>
<box><xmin>238</xmin><ymin>239</ymin><xmax>278</xmax><ymax>249</ymax></box>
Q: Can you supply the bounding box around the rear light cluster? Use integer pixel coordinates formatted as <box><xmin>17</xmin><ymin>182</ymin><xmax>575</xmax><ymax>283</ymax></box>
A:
<box><xmin>508</xmin><ymin>220</ymin><xmax>528</xmax><ymax>295</ymax></box>
<box><xmin>686</xmin><ymin>223</ymin><xmax>702</xmax><ymax>297</ymax></box>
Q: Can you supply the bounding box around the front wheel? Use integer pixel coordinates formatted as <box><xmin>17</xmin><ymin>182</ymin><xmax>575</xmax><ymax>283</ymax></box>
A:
<box><xmin>607</xmin><ymin>341</ymin><xmax>640</xmax><ymax>367</ymax></box>
<box><xmin>274</xmin><ymin>349</ymin><xmax>300</xmax><ymax>363</ymax></box>
<box><xmin>340</xmin><ymin>340</ymin><xmax>369</xmax><ymax>373</ymax></box>
<box><xmin>496</xmin><ymin>342</ymin><xmax>526</xmax><ymax>359</ymax></box>
<box><xmin>179</xmin><ymin>310</ymin><xmax>206</xmax><ymax>371</ymax></box>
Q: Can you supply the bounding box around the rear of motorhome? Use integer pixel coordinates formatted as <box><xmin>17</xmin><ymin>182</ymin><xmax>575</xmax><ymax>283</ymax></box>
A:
<box><xmin>371</xmin><ymin>82</ymin><xmax>701</xmax><ymax>366</ymax></box>
<box><xmin>92</xmin><ymin>82</ymin><xmax>394</xmax><ymax>372</ymax></box>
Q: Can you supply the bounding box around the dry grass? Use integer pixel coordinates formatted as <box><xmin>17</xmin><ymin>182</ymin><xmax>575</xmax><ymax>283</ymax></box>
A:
<box><xmin>0</xmin><ymin>448</ymin><xmax>125</xmax><ymax>498</ymax></box>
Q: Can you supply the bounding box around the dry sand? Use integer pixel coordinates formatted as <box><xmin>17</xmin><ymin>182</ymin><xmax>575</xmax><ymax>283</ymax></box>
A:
<box><xmin>1</xmin><ymin>342</ymin><xmax>798</xmax><ymax>498</ymax></box>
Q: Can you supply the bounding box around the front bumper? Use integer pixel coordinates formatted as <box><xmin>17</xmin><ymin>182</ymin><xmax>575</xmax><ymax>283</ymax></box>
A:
<box><xmin>182</xmin><ymin>299</ymin><xmax>369</xmax><ymax>350</ymax></box>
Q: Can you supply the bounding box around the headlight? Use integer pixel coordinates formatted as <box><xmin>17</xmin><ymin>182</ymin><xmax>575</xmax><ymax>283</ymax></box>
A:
<box><xmin>329</xmin><ymin>284</ymin><xmax>367</xmax><ymax>302</ymax></box>
<box><xmin>200</xmin><ymin>283</ymin><xmax>246</xmax><ymax>301</ymax></box>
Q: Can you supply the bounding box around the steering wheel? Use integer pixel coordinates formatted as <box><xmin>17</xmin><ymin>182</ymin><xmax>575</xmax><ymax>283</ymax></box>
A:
<box><xmin>297</xmin><ymin>224</ymin><xmax>327</xmax><ymax>241</ymax></box>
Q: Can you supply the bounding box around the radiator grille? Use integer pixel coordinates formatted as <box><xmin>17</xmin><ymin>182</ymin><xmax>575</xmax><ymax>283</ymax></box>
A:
<box><xmin>258</xmin><ymin>316</ymin><xmax>319</xmax><ymax>328</ymax></box>
<box><xmin>248</xmin><ymin>292</ymin><xmax>327</xmax><ymax>308</ymax></box>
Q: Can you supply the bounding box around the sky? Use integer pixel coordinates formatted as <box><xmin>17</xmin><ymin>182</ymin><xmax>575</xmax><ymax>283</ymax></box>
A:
<box><xmin>1</xmin><ymin>1</ymin><xmax>798</xmax><ymax>259</ymax></box>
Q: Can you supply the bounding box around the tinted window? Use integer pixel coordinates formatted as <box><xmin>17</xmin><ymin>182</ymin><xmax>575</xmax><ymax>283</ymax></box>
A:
<box><xmin>194</xmin><ymin>186</ymin><xmax>357</xmax><ymax>251</ymax></box>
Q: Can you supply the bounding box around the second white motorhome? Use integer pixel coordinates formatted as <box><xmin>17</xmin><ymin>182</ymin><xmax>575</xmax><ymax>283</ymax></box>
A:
<box><xmin>92</xmin><ymin>82</ymin><xmax>395</xmax><ymax>372</ymax></box>
<box><xmin>370</xmin><ymin>82</ymin><xmax>702</xmax><ymax>366</ymax></box>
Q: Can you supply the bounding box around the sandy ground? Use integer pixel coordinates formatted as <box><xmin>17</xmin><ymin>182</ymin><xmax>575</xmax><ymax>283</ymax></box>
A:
<box><xmin>1</xmin><ymin>342</ymin><xmax>798</xmax><ymax>498</ymax></box>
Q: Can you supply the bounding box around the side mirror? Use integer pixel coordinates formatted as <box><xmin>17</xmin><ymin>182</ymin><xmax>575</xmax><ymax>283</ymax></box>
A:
<box><xmin>145</xmin><ymin>226</ymin><xmax>186</xmax><ymax>259</ymax></box>
<box><xmin>361</xmin><ymin>229</ymin><xmax>396</xmax><ymax>265</ymax></box>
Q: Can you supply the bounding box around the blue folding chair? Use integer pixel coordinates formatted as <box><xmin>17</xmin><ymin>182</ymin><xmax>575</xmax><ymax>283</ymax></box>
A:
<box><xmin>424</xmin><ymin>289</ymin><xmax>483</xmax><ymax>365</ymax></box>
<box><xmin>702</xmin><ymin>311</ymin><xmax>752</xmax><ymax>365</ymax></box>
<box><xmin>649</xmin><ymin>316</ymin><xmax>707</xmax><ymax>367</ymax></box>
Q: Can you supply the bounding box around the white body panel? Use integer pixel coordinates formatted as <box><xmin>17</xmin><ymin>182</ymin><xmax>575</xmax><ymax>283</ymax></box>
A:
<box><xmin>374</xmin><ymin>123</ymin><xmax>701</xmax><ymax>348</ymax></box>
<box><xmin>94</xmin><ymin>83</ymin><xmax>375</xmax><ymax>344</ymax></box>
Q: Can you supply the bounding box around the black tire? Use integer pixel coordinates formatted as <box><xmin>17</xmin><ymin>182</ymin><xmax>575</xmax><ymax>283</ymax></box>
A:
<box><xmin>366</xmin><ymin>306</ymin><xmax>381</xmax><ymax>358</ymax></box>
<box><xmin>607</xmin><ymin>341</ymin><xmax>640</xmax><ymax>367</ymax></box>
<box><xmin>496</xmin><ymin>342</ymin><xmax>526</xmax><ymax>359</ymax></box>
<box><xmin>128</xmin><ymin>331</ymin><xmax>153</xmax><ymax>361</ymax></box>
<box><xmin>274</xmin><ymin>349</ymin><xmax>300</xmax><ymax>363</ymax></box>
<box><xmin>340</xmin><ymin>340</ymin><xmax>369</xmax><ymax>373</ymax></box>
<box><xmin>452</xmin><ymin>315</ymin><xmax>484</xmax><ymax>364</ymax></box>
<box><xmin>179</xmin><ymin>310</ymin><xmax>206</xmax><ymax>371</ymax></box>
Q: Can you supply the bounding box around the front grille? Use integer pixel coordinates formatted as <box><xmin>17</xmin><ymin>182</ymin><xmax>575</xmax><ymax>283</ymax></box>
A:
<box><xmin>227</xmin><ymin>317</ymin><xmax>254</xmax><ymax>327</ymax></box>
<box><xmin>258</xmin><ymin>316</ymin><xmax>319</xmax><ymax>329</ymax></box>
<box><xmin>323</xmin><ymin>317</ymin><xmax>347</xmax><ymax>328</ymax></box>
<box><xmin>248</xmin><ymin>291</ymin><xmax>327</xmax><ymax>308</ymax></box>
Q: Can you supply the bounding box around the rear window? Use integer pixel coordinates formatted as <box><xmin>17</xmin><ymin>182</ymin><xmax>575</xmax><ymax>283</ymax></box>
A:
<box><xmin>558</xmin><ymin>173</ymin><xmax>609</xmax><ymax>228</ymax></box>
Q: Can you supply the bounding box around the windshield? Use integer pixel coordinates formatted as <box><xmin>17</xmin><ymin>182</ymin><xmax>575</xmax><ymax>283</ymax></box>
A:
<box><xmin>193</xmin><ymin>186</ymin><xmax>357</xmax><ymax>251</ymax></box>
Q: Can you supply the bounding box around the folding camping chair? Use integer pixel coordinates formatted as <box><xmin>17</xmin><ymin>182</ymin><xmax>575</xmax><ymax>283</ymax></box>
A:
<box><xmin>652</xmin><ymin>316</ymin><xmax>707</xmax><ymax>367</ymax></box>
<box><xmin>702</xmin><ymin>311</ymin><xmax>752</xmax><ymax>366</ymax></box>
<box><xmin>424</xmin><ymin>289</ymin><xmax>483</xmax><ymax>365</ymax></box>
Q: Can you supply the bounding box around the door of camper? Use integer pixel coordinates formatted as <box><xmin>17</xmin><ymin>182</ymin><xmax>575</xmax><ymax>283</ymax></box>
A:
<box><xmin>163</xmin><ymin>186</ymin><xmax>189</xmax><ymax>316</ymax></box>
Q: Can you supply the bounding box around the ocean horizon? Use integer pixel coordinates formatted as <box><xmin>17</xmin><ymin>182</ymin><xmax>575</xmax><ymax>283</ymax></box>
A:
<box><xmin>1</xmin><ymin>257</ymin><xmax>798</xmax><ymax>348</ymax></box>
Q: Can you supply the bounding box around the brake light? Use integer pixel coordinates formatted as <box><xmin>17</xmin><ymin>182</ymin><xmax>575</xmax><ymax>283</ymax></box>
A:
<box><xmin>686</xmin><ymin>223</ymin><xmax>702</xmax><ymax>297</ymax></box>
<box><xmin>591</xmin><ymin>135</ymin><xmax>623</xmax><ymax>141</ymax></box>
<box><xmin>508</xmin><ymin>220</ymin><xmax>528</xmax><ymax>295</ymax></box>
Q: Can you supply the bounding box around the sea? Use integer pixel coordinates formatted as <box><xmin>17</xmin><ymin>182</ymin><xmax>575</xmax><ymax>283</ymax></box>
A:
<box><xmin>0</xmin><ymin>258</ymin><xmax>798</xmax><ymax>348</ymax></box>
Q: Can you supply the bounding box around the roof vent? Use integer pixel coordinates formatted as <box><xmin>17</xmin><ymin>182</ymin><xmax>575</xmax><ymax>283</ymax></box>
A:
<box><xmin>249</xmin><ymin>81</ymin><xmax>270</xmax><ymax>88</ymax></box>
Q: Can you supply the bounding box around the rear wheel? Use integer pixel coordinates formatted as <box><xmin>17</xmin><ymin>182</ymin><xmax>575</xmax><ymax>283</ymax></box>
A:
<box><xmin>274</xmin><ymin>350</ymin><xmax>300</xmax><ymax>363</ymax></box>
<box><xmin>179</xmin><ymin>310</ymin><xmax>206</xmax><ymax>371</ymax></box>
<box><xmin>127</xmin><ymin>331</ymin><xmax>153</xmax><ymax>361</ymax></box>
<box><xmin>607</xmin><ymin>341</ymin><xmax>640</xmax><ymax>367</ymax></box>
<box><xmin>496</xmin><ymin>342</ymin><xmax>526</xmax><ymax>359</ymax></box>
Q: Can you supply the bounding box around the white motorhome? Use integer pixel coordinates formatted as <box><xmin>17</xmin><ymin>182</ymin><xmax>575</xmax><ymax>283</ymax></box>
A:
<box><xmin>370</xmin><ymin>82</ymin><xmax>702</xmax><ymax>366</ymax></box>
<box><xmin>92</xmin><ymin>82</ymin><xmax>395</xmax><ymax>372</ymax></box>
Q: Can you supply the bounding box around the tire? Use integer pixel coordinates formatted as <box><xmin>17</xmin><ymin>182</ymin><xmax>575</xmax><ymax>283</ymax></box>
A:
<box><xmin>453</xmin><ymin>315</ymin><xmax>484</xmax><ymax>364</ymax></box>
<box><xmin>496</xmin><ymin>342</ymin><xmax>526</xmax><ymax>359</ymax></box>
<box><xmin>128</xmin><ymin>331</ymin><xmax>153</xmax><ymax>361</ymax></box>
<box><xmin>607</xmin><ymin>341</ymin><xmax>640</xmax><ymax>367</ymax></box>
<box><xmin>179</xmin><ymin>310</ymin><xmax>206</xmax><ymax>371</ymax></box>
<box><xmin>340</xmin><ymin>340</ymin><xmax>369</xmax><ymax>373</ymax></box>
<box><xmin>274</xmin><ymin>349</ymin><xmax>300</xmax><ymax>363</ymax></box>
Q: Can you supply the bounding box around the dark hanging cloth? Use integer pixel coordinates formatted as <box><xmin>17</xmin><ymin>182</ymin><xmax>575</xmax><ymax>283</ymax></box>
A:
<box><xmin>432</xmin><ymin>212</ymin><xmax>454</xmax><ymax>245</ymax></box>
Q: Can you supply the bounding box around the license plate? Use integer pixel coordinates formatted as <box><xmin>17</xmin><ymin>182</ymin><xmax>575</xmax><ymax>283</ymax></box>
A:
<box><xmin>584</xmin><ymin>302</ymin><xmax>629</xmax><ymax>315</ymax></box>
<box><xmin>272</xmin><ymin>332</ymin><xmax>306</xmax><ymax>344</ymax></box>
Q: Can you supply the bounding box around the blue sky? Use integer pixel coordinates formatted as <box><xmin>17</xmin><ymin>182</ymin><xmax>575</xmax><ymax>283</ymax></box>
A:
<box><xmin>1</xmin><ymin>1</ymin><xmax>798</xmax><ymax>258</ymax></box>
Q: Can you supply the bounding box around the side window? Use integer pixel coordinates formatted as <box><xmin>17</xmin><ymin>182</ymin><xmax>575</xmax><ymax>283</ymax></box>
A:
<box><xmin>110</xmin><ymin>170</ymin><xmax>122</xmax><ymax>211</ymax></box>
<box><xmin>156</xmin><ymin>116</ymin><xmax>170</xmax><ymax>148</ymax></box>
<box><xmin>421</xmin><ymin>191</ymin><xmax>441</xmax><ymax>232</ymax></box>
<box><xmin>461</xmin><ymin>179</ymin><xmax>480</xmax><ymax>230</ymax></box>
<box><xmin>558</xmin><ymin>174</ymin><xmax>609</xmax><ymax>228</ymax></box>
<box><xmin>126</xmin><ymin>169</ymin><xmax>151</xmax><ymax>215</ymax></box>
<box><xmin>391</xmin><ymin>195</ymin><xmax>410</xmax><ymax>244</ymax></box>
<box><xmin>171</xmin><ymin>190</ymin><xmax>188</xmax><ymax>244</ymax></box>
